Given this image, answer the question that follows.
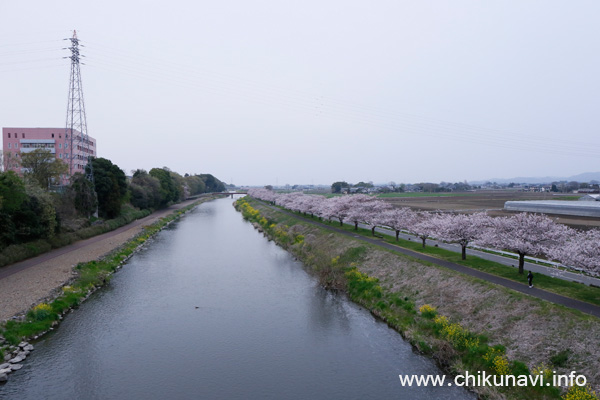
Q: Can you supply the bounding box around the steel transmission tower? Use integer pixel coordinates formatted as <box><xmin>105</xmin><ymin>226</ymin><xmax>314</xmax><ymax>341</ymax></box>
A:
<box><xmin>64</xmin><ymin>30</ymin><xmax>94</xmax><ymax>182</ymax></box>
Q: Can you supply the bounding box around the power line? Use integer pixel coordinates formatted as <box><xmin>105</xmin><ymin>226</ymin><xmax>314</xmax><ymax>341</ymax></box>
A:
<box><xmin>79</xmin><ymin>41</ymin><xmax>600</xmax><ymax>156</ymax></box>
<box><xmin>3</xmin><ymin>35</ymin><xmax>599</xmax><ymax>160</ymax></box>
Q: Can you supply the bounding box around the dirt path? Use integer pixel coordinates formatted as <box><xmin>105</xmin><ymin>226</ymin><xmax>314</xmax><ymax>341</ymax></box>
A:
<box><xmin>0</xmin><ymin>199</ymin><xmax>201</xmax><ymax>322</ymax></box>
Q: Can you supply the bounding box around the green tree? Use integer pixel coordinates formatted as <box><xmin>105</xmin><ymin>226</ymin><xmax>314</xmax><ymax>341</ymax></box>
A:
<box><xmin>0</xmin><ymin>171</ymin><xmax>27</xmax><ymax>213</ymax></box>
<box><xmin>331</xmin><ymin>181</ymin><xmax>349</xmax><ymax>193</ymax></box>
<box><xmin>198</xmin><ymin>174</ymin><xmax>226</xmax><ymax>192</ymax></box>
<box><xmin>130</xmin><ymin>169</ymin><xmax>162</xmax><ymax>210</ymax></box>
<box><xmin>87</xmin><ymin>158</ymin><xmax>127</xmax><ymax>219</ymax></box>
<box><xmin>13</xmin><ymin>185</ymin><xmax>58</xmax><ymax>242</ymax></box>
<box><xmin>169</xmin><ymin>171</ymin><xmax>186</xmax><ymax>200</ymax></box>
<box><xmin>150</xmin><ymin>167</ymin><xmax>180</xmax><ymax>207</ymax></box>
<box><xmin>68</xmin><ymin>173</ymin><xmax>98</xmax><ymax>218</ymax></box>
<box><xmin>0</xmin><ymin>171</ymin><xmax>27</xmax><ymax>247</ymax></box>
<box><xmin>20</xmin><ymin>149</ymin><xmax>68</xmax><ymax>190</ymax></box>
<box><xmin>183</xmin><ymin>175</ymin><xmax>206</xmax><ymax>196</ymax></box>
<box><xmin>2</xmin><ymin>151</ymin><xmax>20</xmax><ymax>172</ymax></box>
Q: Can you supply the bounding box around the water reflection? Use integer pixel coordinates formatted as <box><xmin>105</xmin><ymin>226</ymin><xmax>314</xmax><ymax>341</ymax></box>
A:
<box><xmin>1</xmin><ymin>197</ymin><xmax>474</xmax><ymax>399</ymax></box>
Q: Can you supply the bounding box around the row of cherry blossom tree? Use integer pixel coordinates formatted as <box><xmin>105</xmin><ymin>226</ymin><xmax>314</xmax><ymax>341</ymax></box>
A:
<box><xmin>248</xmin><ymin>188</ymin><xmax>600</xmax><ymax>277</ymax></box>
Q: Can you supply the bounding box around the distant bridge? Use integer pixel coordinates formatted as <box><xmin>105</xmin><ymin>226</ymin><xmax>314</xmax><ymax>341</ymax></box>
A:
<box><xmin>186</xmin><ymin>192</ymin><xmax>247</xmax><ymax>200</ymax></box>
<box><xmin>216</xmin><ymin>192</ymin><xmax>247</xmax><ymax>198</ymax></box>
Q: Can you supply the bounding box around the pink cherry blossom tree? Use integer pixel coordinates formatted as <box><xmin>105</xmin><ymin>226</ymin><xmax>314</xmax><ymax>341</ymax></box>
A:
<box><xmin>248</xmin><ymin>188</ymin><xmax>278</xmax><ymax>204</ymax></box>
<box><xmin>362</xmin><ymin>200</ymin><xmax>393</xmax><ymax>236</ymax></box>
<box><xmin>301</xmin><ymin>195</ymin><xmax>325</xmax><ymax>218</ymax></box>
<box><xmin>407</xmin><ymin>212</ymin><xmax>439</xmax><ymax>248</ymax></box>
<box><xmin>326</xmin><ymin>195</ymin><xmax>356</xmax><ymax>226</ymax></box>
<box><xmin>381</xmin><ymin>207</ymin><xmax>418</xmax><ymax>241</ymax></box>
<box><xmin>346</xmin><ymin>194</ymin><xmax>377</xmax><ymax>230</ymax></box>
<box><xmin>279</xmin><ymin>192</ymin><xmax>305</xmax><ymax>212</ymax></box>
<box><xmin>547</xmin><ymin>228</ymin><xmax>600</xmax><ymax>277</ymax></box>
<box><xmin>317</xmin><ymin>196</ymin><xmax>337</xmax><ymax>222</ymax></box>
<box><xmin>433</xmin><ymin>212</ymin><xmax>490</xmax><ymax>260</ymax></box>
<box><xmin>477</xmin><ymin>213</ymin><xmax>570</xmax><ymax>274</ymax></box>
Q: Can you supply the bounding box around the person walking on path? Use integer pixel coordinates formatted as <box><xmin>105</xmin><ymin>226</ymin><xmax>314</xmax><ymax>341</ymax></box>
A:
<box><xmin>527</xmin><ymin>271</ymin><xmax>534</xmax><ymax>288</ymax></box>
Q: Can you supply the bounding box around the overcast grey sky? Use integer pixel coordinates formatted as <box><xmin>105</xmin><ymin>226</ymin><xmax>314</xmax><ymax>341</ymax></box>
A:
<box><xmin>1</xmin><ymin>1</ymin><xmax>599</xmax><ymax>186</ymax></box>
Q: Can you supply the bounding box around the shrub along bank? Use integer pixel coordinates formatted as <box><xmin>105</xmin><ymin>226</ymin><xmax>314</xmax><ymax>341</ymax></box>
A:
<box><xmin>0</xmin><ymin>195</ymin><xmax>220</xmax><ymax>360</ymax></box>
<box><xmin>0</xmin><ymin>205</ymin><xmax>151</xmax><ymax>268</ymax></box>
<box><xmin>235</xmin><ymin>196</ymin><xmax>600</xmax><ymax>400</ymax></box>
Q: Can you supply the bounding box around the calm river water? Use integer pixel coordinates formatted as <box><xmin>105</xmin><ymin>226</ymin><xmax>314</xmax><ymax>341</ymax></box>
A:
<box><xmin>1</xmin><ymin>197</ymin><xmax>474</xmax><ymax>399</ymax></box>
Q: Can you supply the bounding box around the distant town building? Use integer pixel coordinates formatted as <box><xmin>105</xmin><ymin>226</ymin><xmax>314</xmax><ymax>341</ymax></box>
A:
<box><xmin>2</xmin><ymin>127</ymin><xmax>97</xmax><ymax>184</ymax></box>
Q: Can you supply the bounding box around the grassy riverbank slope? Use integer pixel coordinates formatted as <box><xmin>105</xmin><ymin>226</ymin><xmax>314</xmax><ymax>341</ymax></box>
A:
<box><xmin>236</xmin><ymin>197</ymin><xmax>600</xmax><ymax>400</ymax></box>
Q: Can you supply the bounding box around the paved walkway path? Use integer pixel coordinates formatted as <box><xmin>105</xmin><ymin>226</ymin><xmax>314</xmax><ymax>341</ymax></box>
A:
<box><xmin>365</xmin><ymin>224</ymin><xmax>600</xmax><ymax>287</ymax></box>
<box><xmin>259</xmin><ymin>202</ymin><xmax>600</xmax><ymax>318</ymax></box>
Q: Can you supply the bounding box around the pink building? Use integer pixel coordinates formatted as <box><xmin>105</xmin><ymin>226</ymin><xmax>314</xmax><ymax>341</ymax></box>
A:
<box><xmin>2</xmin><ymin>127</ymin><xmax>97</xmax><ymax>184</ymax></box>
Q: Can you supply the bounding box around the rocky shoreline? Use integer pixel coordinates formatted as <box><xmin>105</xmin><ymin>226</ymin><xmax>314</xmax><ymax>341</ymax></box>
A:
<box><xmin>0</xmin><ymin>237</ymin><xmax>147</xmax><ymax>386</ymax></box>
<box><xmin>0</xmin><ymin>340</ymin><xmax>34</xmax><ymax>383</ymax></box>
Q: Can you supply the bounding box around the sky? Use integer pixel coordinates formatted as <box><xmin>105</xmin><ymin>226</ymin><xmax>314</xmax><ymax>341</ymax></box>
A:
<box><xmin>1</xmin><ymin>1</ymin><xmax>599</xmax><ymax>186</ymax></box>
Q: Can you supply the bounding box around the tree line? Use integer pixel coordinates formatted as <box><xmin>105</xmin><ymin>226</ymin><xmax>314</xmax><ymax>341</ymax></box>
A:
<box><xmin>248</xmin><ymin>188</ymin><xmax>599</xmax><ymax>277</ymax></box>
<box><xmin>331</xmin><ymin>180</ymin><xmax>473</xmax><ymax>193</ymax></box>
<box><xmin>0</xmin><ymin>150</ymin><xmax>225</xmax><ymax>250</ymax></box>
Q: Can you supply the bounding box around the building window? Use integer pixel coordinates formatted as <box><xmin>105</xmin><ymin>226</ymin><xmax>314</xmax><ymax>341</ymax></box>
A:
<box><xmin>59</xmin><ymin>143</ymin><xmax>62</xmax><ymax>149</ymax></box>
<box><xmin>15</xmin><ymin>143</ymin><xmax>18</xmax><ymax>148</ymax></box>
<box><xmin>7</xmin><ymin>133</ymin><xmax>10</xmax><ymax>138</ymax></box>
<box><xmin>52</xmin><ymin>133</ymin><xmax>55</xmax><ymax>138</ymax></box>
<box><xmin>22</xmin><ymin>133</ymin><xmax>25</xmax><ymax>138</ymax></box>
<box><xmin>8</xmin><ymin>143</ymin><xmax>11</xmax><ymax>149</ymax></box>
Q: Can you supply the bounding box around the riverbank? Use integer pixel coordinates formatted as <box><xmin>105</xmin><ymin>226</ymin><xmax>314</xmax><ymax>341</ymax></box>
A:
<box><xmin>236</xmin><ymin>197</ymin><xmax>600</xmax><ymax>400</ymax></box>
<box><xmin>0</xmin><ymin>196</ymin><xmax>219</xmax><ymax>322</ymax></box>
<box><xmin>0</xmin><ymin>195</ymin><xmax>221</xmax><ymax>382</ymax></box>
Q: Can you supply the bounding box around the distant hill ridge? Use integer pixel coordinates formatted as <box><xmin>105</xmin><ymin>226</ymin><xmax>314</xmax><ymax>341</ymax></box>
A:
<box><xmin>469</xmin><ymin>172</ymin><xmax>600</xmax><ymax>185</ymax></box>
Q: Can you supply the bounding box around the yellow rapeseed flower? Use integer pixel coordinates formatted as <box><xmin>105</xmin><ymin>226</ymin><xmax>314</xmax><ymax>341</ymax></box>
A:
<box><xmin>563</xmin><ymin>385</ymin><xmax>599</xmax><ymax>400</ymax></box>
<box><xmin>433</xmin><ymin>315</ymin><xmax>449</xmax><ymax>327</ymax></box>
<box><xmin>419</xmin><ymin>304</ymin><xmax>436</xmax><ymax>314</ymax></box>
<box><xmin>34</xmin><ymin>303</ymin><xmax>52</xmax><ymax>312</ymax></box>
<box><xmin>493</xmin><ymin>355</ymin><xmax>510</xmax><ymax>375</ymax></box>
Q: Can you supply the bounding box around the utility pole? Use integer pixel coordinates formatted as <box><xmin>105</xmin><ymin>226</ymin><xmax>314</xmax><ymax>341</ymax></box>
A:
<box><xmin>64</xmin><ymin>30</ymin><xmax>94</xmax><ymax>183</ymax></box>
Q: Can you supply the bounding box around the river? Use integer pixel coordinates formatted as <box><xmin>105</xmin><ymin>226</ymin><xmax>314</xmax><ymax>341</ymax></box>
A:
<box><xmin>1</xmin><ymin>197</ymin><xmax>473</xmax><ymax>399</ymax></box>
